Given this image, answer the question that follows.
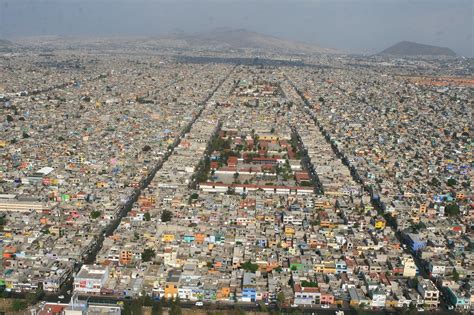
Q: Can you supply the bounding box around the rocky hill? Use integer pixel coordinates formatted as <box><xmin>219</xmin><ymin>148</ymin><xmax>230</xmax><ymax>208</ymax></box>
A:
<box><xmin>380</xmin><ymin>41</ymin><xmax>456</xmax><ymax>57</ymax></box>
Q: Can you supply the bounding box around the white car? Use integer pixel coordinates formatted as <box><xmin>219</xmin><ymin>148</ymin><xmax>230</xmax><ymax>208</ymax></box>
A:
<box><xmin>195</xmin><ymin>301</ymin><xmax>204</xmax><ymax>307</ymax></box>
<box><xmin>321</xmin><ymin>304</ymin><xmax>330</xmax><ymax>309</ymax></box>
<box><xmin>291</xmin><ymin>304</ymin><xmax>298</xmax><ymax>308</ymax></box>
<box><xmin>58</xmin><ymin>295</ymin><xmax>65</xmax><ymax>300</ymax></box>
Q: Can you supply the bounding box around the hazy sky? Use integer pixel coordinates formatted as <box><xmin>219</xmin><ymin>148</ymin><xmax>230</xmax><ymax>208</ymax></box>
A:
<box><xmin>0</xmin><ymin>0</ymin><xmax>472</xmax><ymax>56</ymax></box>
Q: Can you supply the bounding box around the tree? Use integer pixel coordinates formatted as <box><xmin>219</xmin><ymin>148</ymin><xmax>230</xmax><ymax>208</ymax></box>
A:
<box><xmin>445</xmin><ymin>203</ymin><xmax>460</xmax><ymax>216</ymax></box>
<box><xmin>161</xmin><ymin>210</ymin><xmax>172</xmax><ymax>222</ymax></box>
<box><xmin>12</xmin><ymin>300</ymin><xmax>27</xmax><ymax>312</ymax></box>
<box><xmin>6</xmin><ymin>114</ymin><xmax>14</xmax><ymax>122</ymax></box>
<box><xmin>258</xmin><ymin>301</ymin><xmax>268</xmax><ymax>312</ymax></box>
<box><xmin>447</xmin><ymin>178</ymin><xmax>457</xmax><ymax>187</ymax></box>
<box><xmin>25</xmin><ymin>292</ymin><xmax>38</xmax><ymax>305</ymax></box>
<box><xmin>26</xmin><ymin>286</ymin><xmax>44</xmax><ymax>305</ymax></box>
<box><xmin>452</xmin><ymin>269</ymin><xmax>460</xmax><ymax>281</ymax></box>
<box><xmin>276</xmin><ymin>291</ymin><xmax>286</xmax><ymax>308</ymax></box>
<box><xmin>190</xmin><ymin>193</ymin><xmax>199</xmax><ymax>200</ymax></box>
<box><xmin>356</xmin><ymin>306</ymin><xmax>369</xmax><ymax>315</ymax></box>
<box><xmin>151</xmin><ymin>300</ymin><xmax>163</xmax><ymax>315</ymax></box>
<box><xmin>142</xmin><ymin>145</ymin><xmax>152</xmax><ymax>152</ymax></box>
<box><xmin>241</xmin><ymin>261</ymin><xmax>259</xmax><ymax>273</ymax></box>
<box><xmin>90</xmin><ymin>211</ymin><xmax>101</xmax><ymax>219</ymax></box>
<box><xmin>408</xmin><ymin>303</ymin><xmax>417</xmax><ymax>315</ymax></box>
<box><xmin>301</xmin><ymin>280</ymin><xmax>318</xmax><ymax>287</ymax></box>
<box><xmin>400</xmin><ymin>305</ymin><xmax>409</xmax><ymax>315</ymax></box>
<box><xmin>169</xmin><ymin>298</ymin><xmax>182</xmax><ymax>315</ymax></box>
<box><xmin>430</xmin><ymin>177</ymin><xmax>441</xmax><ymax>187</ymax></box>
<box><xmin>141</xmin><ymin>294</ymin><xmax>153</xmax><ymax>306</ymax></box>
<box><xmin>144</xmin><ymin>212</ymin><xmax>151</xmax><ymax>221</ymax></box>
<box><xmin>127</xmin><ymin>300</ymin><xmax>142</xmax><ymax>315</ymax></box>
<box><xmin>142</xmin><ymin>248</ymin><xmax>156</xmax><ymax>262</ymax></box>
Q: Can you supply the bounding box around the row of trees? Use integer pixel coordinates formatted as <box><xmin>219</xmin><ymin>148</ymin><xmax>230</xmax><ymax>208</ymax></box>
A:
<box><xmin>122</xmin><ymin>296</ymin><xmax>182</xmax><ymax>315</ymax></box>
<box><xmin>1</xmin><ymin>286</ymin><xmax>45</xmax><ymax>312</ymax></box>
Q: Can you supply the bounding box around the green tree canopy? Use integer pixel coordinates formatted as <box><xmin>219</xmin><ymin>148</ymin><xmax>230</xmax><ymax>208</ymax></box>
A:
<box><xmin>447</xmin><ymin>178</ymin><xmax>457</xmax><ymax>187</ymax></box>
<box><xmin>12</xmin><ymin>300</ymin><xmax>27</xmax><ymax>312</ymax></box>
<box><xmin>90</xmin><ymin>211</ymin><xmax>101</xmax><ymax>219</ymax></box>
<box><xmin>445</xmin><ymin>203</ymin><xmax>460</xmax><ymax>216</ymax></box>
<box><xmin>161</xmin><ymin>210</ymin><xmax>172</xmax><ymax>222</ymax></box>
<box><xmin>142</xmin><ymin>248</ymin><xmax>156</xmax><ymax>262</ymax></box>
<box><xmin>144</xmin><ymin>212</ymin><xmax>151</xmax><ymax>221</ymax></box>
<box><xmin>241</xmin><ymin>261</ymin><xmax>259</xmax><ymax>273</ymax></box>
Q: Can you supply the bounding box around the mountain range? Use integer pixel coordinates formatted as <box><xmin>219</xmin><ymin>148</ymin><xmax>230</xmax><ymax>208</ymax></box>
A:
<box><xmin>157</xmin><ymin>28</ymin><xmax>335</xmax><ymax>54</ymax></box>
<box><xmin>9</xmin><ymin>29</ymin><xmax>335</xmax><ymax>55</ymax></box>
<box><xmin>3</xmin><ymin>33</ymin><xmax>460</xmax><ymax>57</ymax></box>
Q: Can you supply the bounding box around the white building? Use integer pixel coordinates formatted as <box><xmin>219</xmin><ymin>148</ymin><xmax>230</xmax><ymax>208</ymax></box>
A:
<box><xmin>402</xmin><ymin>257</ymin><xmax>417</xmax><ymax>278</ymax></box>
<box><xmin>417</xmin><ymin>278</ymin><xmax>439</xmax><ymax>309</ymax></box>
<box><xmin>293</xmin><ymin>284</ymin><xmax>321</xmax><ymax>306</ymax></box>
<box><xmin>370</xmin><ymin>289</ymin><xmax>387</xmax><ymax>308</ymax></box>
<box><xmin>73</xmin><ymin>265</ymin><xmax>109</xmax><ymax>294</ymax></box>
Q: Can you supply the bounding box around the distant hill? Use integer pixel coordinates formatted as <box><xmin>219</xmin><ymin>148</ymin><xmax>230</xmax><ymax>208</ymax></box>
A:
<box><xmin>0</xmin><ymin>39</ymin><xmax>16</xmax><ymax>52</ymax></box>
<box><xmin>0</xmin><ymin>39</ymin><xmax>13</xmax><ymax>47</ymax></box>
<box><xmin>155</xmin><ymin>28</ymin><xmax>336</xmax><ymax>54</ymax></box>
<box><xmin>380</xmin><ymin>41</ymin><xmax>456</xmax><ymax>57</ymax></box>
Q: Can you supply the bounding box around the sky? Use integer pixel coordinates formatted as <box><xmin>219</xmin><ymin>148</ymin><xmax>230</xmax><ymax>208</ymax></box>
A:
<box><xmin>0</xmin><ymin>0</ymin><xmax>472</xmax><ymax>56</ymax></box>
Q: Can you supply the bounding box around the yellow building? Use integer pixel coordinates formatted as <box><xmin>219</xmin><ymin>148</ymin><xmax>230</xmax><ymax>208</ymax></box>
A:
<box><xmin>314</xmin><ymin>263</ymin><xmax>324</xmax><ymax>273</ymax></box>
<box><xmin>284</xmin><ymin>226</ymin><xmax>295</xmax><ymax>237</ymax></box>
<box><xmin>164</xmin><ymin>282</ymin><xmax>178</xmax><ymax>299</ymax></box>
<box><xmin>323</xmin><ymin>262</ymin><xmax>336</xmax><ymax>274</ymax></box>
<box><xmin>419</xmin><ymin>203</ymin><xmax>427</xmax><ymax>214</ymax></box>
<box><xmin>374</xmin><ymin>218</ymin><xmax>386</xmax><ymax>230</ymax></box>
<box><xmin>217</xmin><ymin>287</ymin><xmax>231</xmax><ymax>300</ymax></box>
<box><xmin>162</xmin><ymin>234</ymin><xmax>175</xmax><ymax>243</ymax></box>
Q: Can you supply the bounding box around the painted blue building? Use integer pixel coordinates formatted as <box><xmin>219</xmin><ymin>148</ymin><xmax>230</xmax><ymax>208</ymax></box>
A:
<box><xmin>242</xmin><ymin>288</ymin><xmax>257</xmax><ymax>302</ymax></box>
<box><xmin>405</xmin><ymin>233</ymin><xmax>427</xmax><ymax>252</ymax></box>
<box><xmin>241</xmin><ymin>272</ymin><xmax>257</xmax><ymax>302</ymax></box>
